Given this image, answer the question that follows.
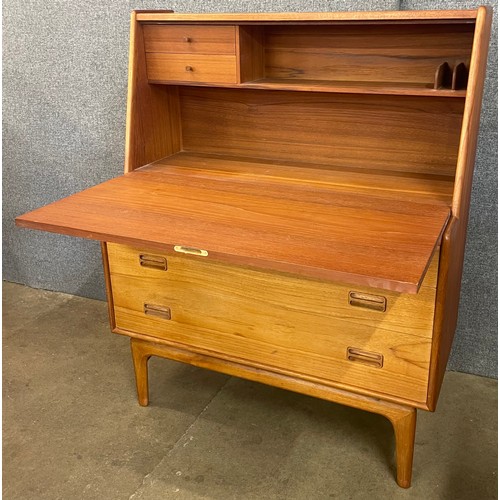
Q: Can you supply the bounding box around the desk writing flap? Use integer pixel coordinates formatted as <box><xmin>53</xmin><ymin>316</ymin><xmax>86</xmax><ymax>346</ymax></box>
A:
<box><xmin>16</xmin><ymin>159</ymin><xmax>450</xmax><ymax>294</ymax></box>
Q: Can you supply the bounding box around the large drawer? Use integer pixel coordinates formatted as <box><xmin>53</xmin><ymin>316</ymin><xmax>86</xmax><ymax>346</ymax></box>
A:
<box><xmin>107</xmin><ymin>243</ymin><xmax>438</xmax><ymax>404</ymax></box>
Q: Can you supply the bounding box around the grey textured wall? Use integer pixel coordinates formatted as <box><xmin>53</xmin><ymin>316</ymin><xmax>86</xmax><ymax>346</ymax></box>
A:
<box><xmin>3</xmin><ymin>1</ymin><xmax>497</xmax><ymax>378</ymax></box>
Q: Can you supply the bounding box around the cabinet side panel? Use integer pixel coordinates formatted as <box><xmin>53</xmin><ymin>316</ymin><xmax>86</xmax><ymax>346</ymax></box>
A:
<box><xmin>427</xmin><ymin>7</ymin><xmax>492</xmax><ymax>410</ymax></box>
<box><xmin>100</xmin><ymin>242</ymin><xmax>116</xmax><ymax>330</ymax></box>
<box><xmin>452</xmin><ymin>7</ymin><xmax>492</xmax><ymax>219</ymax></box>
<box><xmin>125</xmin><ymin>13</ymin><xmax>182</xmax><ymax>172</ymax></box>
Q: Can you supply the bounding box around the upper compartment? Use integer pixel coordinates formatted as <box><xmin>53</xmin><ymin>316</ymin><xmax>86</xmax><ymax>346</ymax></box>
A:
<box><xmin>245</xmin><ymin>23</ymin><xmax>474</xmax><ymax>93</ymax></box>
<box><xmin>142</xmin><ymin>19</ymin><xmax>475</xmax><ymax>96</ymax></box>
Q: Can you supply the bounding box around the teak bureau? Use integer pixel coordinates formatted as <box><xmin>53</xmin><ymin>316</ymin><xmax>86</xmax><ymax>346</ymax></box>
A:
<box><xmin>16</xmin><ymin>8</ymin><xmax>492</xmax><ymax>488</ymax></box>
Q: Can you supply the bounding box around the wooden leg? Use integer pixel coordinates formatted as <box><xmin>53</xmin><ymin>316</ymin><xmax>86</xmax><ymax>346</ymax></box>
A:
<box><xmin>127</xmin><ymin>337</ymin><xmax>417</xmax><ymax>486</ymax></box>
<box><xmin>130</xmin><ymin>338</ymin><xmax>151</xmax><ymax>406</ymax></box>
<box><xmin>387</xmin><ymin>407</ymin><xmax>417</xmax><ymax>488</ymax></box>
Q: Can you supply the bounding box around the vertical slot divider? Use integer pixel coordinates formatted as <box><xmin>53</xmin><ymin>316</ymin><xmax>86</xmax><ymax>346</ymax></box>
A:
<box><xmin>452</xmin><ymin>62</ymin><xmax>469</xmax><ymax>90</ymax></box>
<box><xmin>434</xmin><ymin>62</ymin><xmax>452</xmax><ymax>89</ymax></box>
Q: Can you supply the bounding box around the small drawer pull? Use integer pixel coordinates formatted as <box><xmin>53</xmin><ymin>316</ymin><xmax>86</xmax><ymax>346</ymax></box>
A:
<box><xmin>144</xmin><ymin>303</ymin><xmax>171</xmax><ymax>320</ymax></box>
<box><xmin>185</xmin><ymin>65</ymin><xmax>193</xmax><ymax>72</ymax></box>
<box><xmin>183</xmin><ymin>36</ymin><xmax>192</xmax><ymax>43</ymax></box>
<box><xmin>139</xmin><ymin>254</ymin><xmax>167</xmax><ymax>271</ymax></box>
<box><xmin>347</xmin><ymin>347</ymin><xmax>384</xmax><ymax>368</ymax></box>
<box><xmin>174</xmin><ymin>245</ymin><xmax>208</xmax><ymax>256</ymax></box>
<box><xmin>348</xmin><ymin>291</ymin><xmax>387</xmax><ymax>312</ymax></box>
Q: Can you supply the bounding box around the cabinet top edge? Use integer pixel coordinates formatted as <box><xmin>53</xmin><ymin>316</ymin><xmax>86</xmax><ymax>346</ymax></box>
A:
<box><xmin>134</xmin><ymin>9</ymin><xmax>481</xmax><ymax>23</ymax></box>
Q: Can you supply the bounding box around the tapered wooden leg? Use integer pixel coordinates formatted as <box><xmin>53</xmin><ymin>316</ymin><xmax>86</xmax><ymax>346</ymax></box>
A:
<box><xmin>388</xmin><ymin>407</ymin><xmax>417</xmax><ymax>488</ymax></box>
<box><xmin>127</xmin><ymin>337</ymin><xmax>418</xmax><ymax>486</ymax></box>
<box><xmin>130</xmin><ymin>338</ymin><xmax>151</xmax><ymax>406</ymax></box>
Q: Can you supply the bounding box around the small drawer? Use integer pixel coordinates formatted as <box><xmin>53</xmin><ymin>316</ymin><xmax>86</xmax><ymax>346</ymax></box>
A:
<box><xmin>107</xmin><ymin>243</ymin><xmax>436</xmax><ymax>404</ymax></box>
<box><xmin>143</xmin><ymin>25</ymin><xmax>236</xmax><ymax>55</ymax></box>
<box><xmin>146</xmin><ymin>53</ymin><xmax>238</xmax><ymax>84</ymax></box>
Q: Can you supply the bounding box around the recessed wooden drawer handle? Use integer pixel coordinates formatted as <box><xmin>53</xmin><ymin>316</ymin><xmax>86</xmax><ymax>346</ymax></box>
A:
<box><xmin>185</xmin><ymin>65</ymin><xmax>193</xmax><ymax>72</ymax></box>
<box><xmin>144</xmin><ymin>303</ymin><xmax>171</xmax><ymax>320</ymax></box>
<box><xmin>139</xmin><ymin>254</ymin><xmax>167</xmax><ymax>271</ymax></box>
<box><xmin>348</xmin><ymin>291</ymin><xmax>387</xmax><ymax>312</ymax></box>
<box><xmin>173</xmin><ymin>245</ymin><xmax>208</xmax><ymax>256</ymax></box>
<box><xmin>347</xmin><ymin>347</ymin><xmax>384</xmax><ymax>368</ymax></box>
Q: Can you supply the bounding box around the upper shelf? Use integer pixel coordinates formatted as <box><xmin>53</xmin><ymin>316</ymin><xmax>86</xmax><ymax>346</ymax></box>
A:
<box><xmin>16</xmin><ymin>152</ymin><xmax>451</xmax><ymax>294</ymax></box>
<box><xmin>146</xmin><ymin>79</ymin><xmax>467</xmax><ymax>98</ymax></box>
<box><xmin>151</xmin><ymin>79</ymin><xmax>467</xmax><ymax>97</ymax></box>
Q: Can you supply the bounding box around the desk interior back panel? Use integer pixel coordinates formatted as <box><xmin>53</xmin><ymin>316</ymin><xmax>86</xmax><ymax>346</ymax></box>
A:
<box><xmin>179</xmin><ymin>87</ymin><xmax>465</xmax><ymax>176</ymax></box>
<box><xmin>263</xmin><ymin>23</ymin><xmax>474</xmax><ymax>84</ymax></box>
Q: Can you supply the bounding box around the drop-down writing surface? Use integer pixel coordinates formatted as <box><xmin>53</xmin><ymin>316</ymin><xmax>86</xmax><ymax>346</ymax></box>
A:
<box><xmin>16</xmin><ymin>154</ymin><xmax>450</xmax><ymax>293</ymax></box>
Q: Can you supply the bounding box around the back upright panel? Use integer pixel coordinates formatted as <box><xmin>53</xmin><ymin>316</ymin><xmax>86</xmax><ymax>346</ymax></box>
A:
<box><xmin>262</xmin><ymin>23</ymin><xmax>475</xmax><ymax>85</ymax></box>
<box><xmin>179</xmin><ymin>87</ymin><xmax>465</xmax><ymax>176</ymax></box>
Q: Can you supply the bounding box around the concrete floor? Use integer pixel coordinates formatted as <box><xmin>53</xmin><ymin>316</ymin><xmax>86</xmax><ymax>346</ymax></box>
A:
<box><xmin>3</xmin><ymin>282</ymin><xmax>497</xmax><ymax>500</ymax></box>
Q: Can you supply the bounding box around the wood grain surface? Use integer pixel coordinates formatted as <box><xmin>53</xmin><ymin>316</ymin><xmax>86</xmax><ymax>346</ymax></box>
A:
<box><xmin>237</xmin><ymin>26</ymin><xmax>265</xmax><ymax>83</ymax></box>
<box><xmin>427</xmin><ymin>6</ymin><xmax>493</xmax><ymax>410</ymax></box>
<box><xmin>100</xmin><ymin>242</ymin><xmax>116</xmax><ymax>330</ymax></box>
<box><xmin>129</xmin><ymin>336</ymin><xmax>419</xmax><ymax>486</ymax></box>
<box><xmin>109</xmin><ymin>243</ymin><xmax>433</xmax><ymax>403</ymax></box>
<box><xmin>238</xmin><ymin>79</ymin><xmax>467</xmax><ymax>97</ymax></box>
<box><xmin>180</xmin><ymin>87</ymin><xmax>465</xmax><ymax>176</ymax></box>
<box><xmin>124</xmin><ymin>13</ymin><xmax>181</xmax><ymax>172</ymax></box>
<box><xmin>143</xmin><ymin>25</ymin><xmax>236</xmax><ymax>54</ymax></box>
<box><xmin>16</xmin><ymin>152</ymin><xmax>449</xmax><ymax>293</ymax></box>
<box><xmin>149</xmin><ymin>152</ymin><xmax>455</xmax><ymax>204</ymax></box>
<box><xmin>452</xmin><ymin>6</ymin><xmax>492</xmax><ymax>219</ymax></box>
<box><xmin>146</xmin><ymin>53</ymin><xmax>237</xmax><ymax>83</ymax></box>
<box><xmin>144</xmin><ymin>78</ymin><xmax>469</xmax><ymax>97</ymax></box>
<box><xmin>263</xmin><ymin>24</ymin><xmax>473</xmax><ymax>85</ymax></box>
<box><xmin>135</xmin><ymin>10</ymin><xmax>478</xmax><ymax>23</ymax></box>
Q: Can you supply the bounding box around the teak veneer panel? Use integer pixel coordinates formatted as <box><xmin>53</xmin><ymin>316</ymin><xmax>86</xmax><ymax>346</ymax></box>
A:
<box><xmin>146</xmin><ymin>53</ymin><xmax>238</xmax><ymax>83</ymax></box>
<box><xmin>263</xmin><ymin>24</ymin><xmax>474</xmax><ymax>85</ymax></box>
<box><xmin>238</xmin><ymin>79</ymin><xmax>467</xmax><ymax>97</ymax></box>
<box><xmin>237</xmin><ymin>26</ymin><xmax>265</xmax><ymax>83</ymax></box>
<box><xmin>150</xmin><ymin>152</ymin><xmax>455</xmax><ymax>205</ymax></box>
<box><xmin>108</xmin><ymin>243</ymin><xmax>435</xmax><ymax>404</ymax></box>
<box><xmin>125</xmin><ymin>12</ymin><xmax>181</xmax><ymax>172</ymax></box>
<box><xmin>135</xmin><ymin>10</ymin><xmax>478</xmax><ymax>23</ymax></box>
<box><xmin>143</xmin><ymin>25</ymin><xmax>236</xmax><ymax>54</ymax></box>
<box><xmin>16</xmin><ymin>158</ymin><xmax>449</xmax><ymax>293</ymax></box>
<box><xmin>180</xmin><ymin>87</ymin><xmax>465</xmax><ymax>176</ymax></box>
<box><xmin>427</xmin><ymin>6</ymin><xmax>493</xmax><ymax>410</ymax></box>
